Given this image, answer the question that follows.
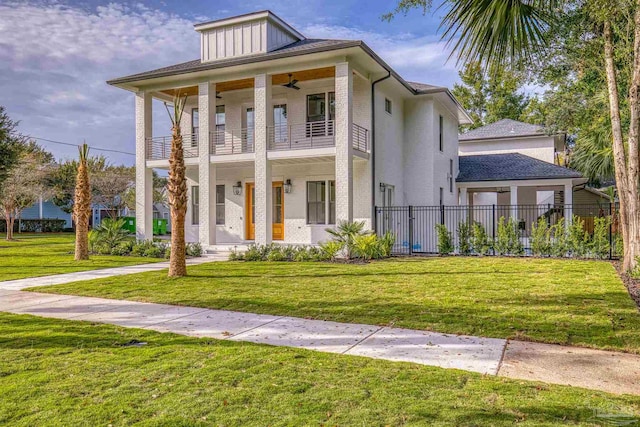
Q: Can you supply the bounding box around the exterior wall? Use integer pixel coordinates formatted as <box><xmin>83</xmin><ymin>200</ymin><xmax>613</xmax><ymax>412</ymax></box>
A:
<box><xmin>20</xmin><ymin>200</ymin><xmax>72</xmax><ymax>228</ymax></box>
<box><xmin>433</xmin><ymin>100</ymin><xmax>459</xmax><ymax>205</ymax></box>
<box><xmin>573</xmin><ymin>188</ymin><xmax>609</xmax><ymax>205</ymax></box>
<box><xmin>459</xmin><ymin>136</ymin><xmax>556</xmax><ymax>163</ymax></box>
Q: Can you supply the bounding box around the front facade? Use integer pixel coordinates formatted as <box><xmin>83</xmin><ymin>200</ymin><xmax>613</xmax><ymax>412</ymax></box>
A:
<box><xmin>108</xmin><ymin>10</ymin><xmax>470</xmax><ymax>247</ymax></box>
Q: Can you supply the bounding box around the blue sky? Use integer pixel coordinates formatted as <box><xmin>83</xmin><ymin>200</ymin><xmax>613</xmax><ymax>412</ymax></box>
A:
<box><xmin>0</xmin><ymin>0</ymin><xmax>458</xmax><ymax>165</ymax></box>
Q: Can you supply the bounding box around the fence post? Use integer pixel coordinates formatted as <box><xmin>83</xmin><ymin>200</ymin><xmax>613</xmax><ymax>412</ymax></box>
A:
<box><xmin>408</xmin><ymin>206</ymin><xmax>414</xmax><ymax>256</ymax></box>
<box><xmin>374</xmin><ymin>207</ymin><xmax>378</xmax><ymax>235</ymax></box>
<box><xmin>492</xmin><ymin>204</ymin><xmax>496</xmax><ymax>255</ymax></box>
<box><xmin>609</xmin><ymin>202</ymin><xmax>613</xmax><ymax>260</ymax></box>
<box><xmin>440</xmin><ymin>204</ymin><xmax>445</xmax><ymax>225</ymax></box>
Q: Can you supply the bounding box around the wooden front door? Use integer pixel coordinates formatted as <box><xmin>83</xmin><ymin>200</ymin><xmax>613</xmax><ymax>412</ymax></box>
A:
<box><xmin>245</xmin><ymin>182</ymin><xmax>284</xmax><ymax>241</ymax></box>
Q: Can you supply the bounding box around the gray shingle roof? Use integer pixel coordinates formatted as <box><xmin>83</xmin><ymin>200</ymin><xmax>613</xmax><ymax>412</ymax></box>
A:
<box><xmin>107</xmin><ymin>39</ymin><xmax>360</xmax><ymax>85</ymax></box>
<box><xmin>458</xmin><ymin>153</ymin><xmax>582</xmax><ymax>182</ymax></box>
<box><xmin>459</xmin><ymin>119</ymin><xmax>546</xmax><ymax>141</ymax></box>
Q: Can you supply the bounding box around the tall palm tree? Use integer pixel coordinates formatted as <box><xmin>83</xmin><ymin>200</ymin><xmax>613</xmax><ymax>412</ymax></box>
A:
<box><xmin>165</xmin><ymin>94</ymin><xmax>189</xmax><ymax>277</ymax></box>
<box><xmin>74</xmin><ymin>143</ymin><xmax>91</xmax><ymax>260</ymax></box>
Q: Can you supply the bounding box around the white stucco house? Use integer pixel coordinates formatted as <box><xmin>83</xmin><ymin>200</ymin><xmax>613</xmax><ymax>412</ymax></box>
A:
<box><xmin>107</xmin><ymin>10</ymin><xmax>471</xmax><ymax>248</ymax></box>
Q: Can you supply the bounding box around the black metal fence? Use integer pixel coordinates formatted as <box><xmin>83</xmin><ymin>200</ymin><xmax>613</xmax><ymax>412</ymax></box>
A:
<box><xmin>375</xmin><ymin>204</ymin><xmax>620</xmax><ymax>259</ymax></box>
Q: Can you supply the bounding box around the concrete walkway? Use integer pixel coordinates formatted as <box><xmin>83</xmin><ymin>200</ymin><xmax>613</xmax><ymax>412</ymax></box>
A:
<box><xmin>1</xmin><ymin>259</ymin><xmax>639</xmax><ymax>395</ymax></box>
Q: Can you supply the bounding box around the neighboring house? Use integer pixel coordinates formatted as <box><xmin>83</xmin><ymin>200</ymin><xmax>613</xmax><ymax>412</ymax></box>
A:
<box><xmin>20</xmin><ymin>197</ymin><xmax>73</xmax><ymax>228</ymax></box>
<box><xmin>108</xmin><ymin>10</ymin><xmax>471</xmax><ymax>247</ymax></box>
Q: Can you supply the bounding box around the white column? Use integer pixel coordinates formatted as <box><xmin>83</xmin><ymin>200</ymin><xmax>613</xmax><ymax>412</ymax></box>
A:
<box><xmin>254</xmin><ymin>74</ymin><xmax>273</xmax><ymax>244</ymax></box>
<box><xmin>335</xmin><ymin>62</ymin><xmax>353</xmax><ymax>223</ymax></box>
<box><xmin>198</xmin><ymin>82</ymin><xmax>217</xmax><ymax>247</ymax></box>
<box><xmin>459</xmin><ymin>187</ymin><xmax>468</xmax><ymax>206</ymax></box>
<box><xmin>510</xmin><ymin>185</ymin><xmax>518</xmax><ymax>221</ymax></box>
<box><xmin>135</xmin><ymin>91</ymin><xmax>153</xmax><ymax>241</ymax></box>
<box><xmin>39</xmin><ymin>195</ymin><xmax>43</xmax><ymax>219</ymax></box>
<box><xmin>564</xmin><ymin>182</ymin><xmax>573</xmax><ymax>229</ymax></box>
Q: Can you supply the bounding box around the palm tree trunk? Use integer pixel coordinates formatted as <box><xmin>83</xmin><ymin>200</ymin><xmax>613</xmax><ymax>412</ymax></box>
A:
<box><xmin>74</xmin><ymin>144</ymin><xmax>91</xmax><ymax>261</ymax></box>
<box><xmin>168</xmin><ymin>123</ymin><xmax>187</xmax><ymax>277</ymax></box>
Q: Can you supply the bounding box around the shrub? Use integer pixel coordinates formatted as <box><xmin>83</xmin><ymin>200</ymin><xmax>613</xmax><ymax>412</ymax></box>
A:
<box><xmin>15</xmin><ymin>219</ymin><xmax>66</xmax><ymax>233</ymax></box>
<box><xmin>353</xmin><ymin>233</ymin><xmax>382</xmax><ymax>261</ymax></box>
<box><xmin>325</xmin><ymin>221</ymin><xmax>368</xmax><ymax>260</ymax></box>
<box><xmin>530</xmin><ymin>218</ymin><xmax>552</xmax><ymax>257</ymax></box>
<box><xmin>110</xmin><ymin>240</ymin><xmax>134</xmax><ymax>256</ymax></box>
<box><xmin>88</xmin><ymin>218</ymin><xmax>130</xmax><ymax>254</ymax></box>
<box><xmin>549</xmin><ymin>218</ymin><xmax>567</xmax><ymax>257</ymax></box>
<box><xmin>591</xmin><ymin>216</ymin><xmax>611</xmax><ymax>259</ymax></box>
<box><xmin>471</xmin><ymin>222</ymin><xmax>491</xmax><ymax>255</ymax></box>
<box><xmin>495</xmin><ymin>217</ymin><xmax>523</xmax><ymax>256</ymax></box>
<box><xmin>567</xmin><ymin>215</ymin><xmax>589</xmax><ymax>258</ymax></box>
<box><xmin>186</xmin><ymin>242</ymin><xmax>203</xmax><ymax>257</ymax></box>
<box><xmin>266</xmin><ymin>245</ymin><xmax>288</xmax><ymax>261</ymax></box>
<box><xmin>319</xmin><ymin>241</ymin><xmax>342</xmax><ymax>261</ymax></box>
<box><xmin>435</xmin><ymin>223</ymin><xmax>453</xmax><ymax>255</ymax></box>
<box><xmin>228</xmin><ymin>248</ymin><xmax>245</xmax><ymax>261</ymax></box>
<box><xmin>457</xmin><ymin>221</ymin><xmax>472</xmax><ymax>255</ymax></box>
<box><xmin>378</xmin><ymin>231</ymin><xmax>396</xmax><ymax>258</ymax></box>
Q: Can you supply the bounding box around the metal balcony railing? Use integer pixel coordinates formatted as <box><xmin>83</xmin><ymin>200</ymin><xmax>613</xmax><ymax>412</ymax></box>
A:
<box><xmin>210</xmin><ymin>128</ymin><xmax>255</xmax><ymax>155</ymax></box>
<box><xmin>268</xmin><ymin>120</ymin><xmax>335</xmax><ymax>151</ymax></box>
<box><xmin>145</xmin><ymin>133</ymin><xmax>198</xmax><ymax>160</ymax></box>
<box><xmin>352</xmin><ymin>123</ymin><xmax>369</xmax><ymax>153</ymax></box>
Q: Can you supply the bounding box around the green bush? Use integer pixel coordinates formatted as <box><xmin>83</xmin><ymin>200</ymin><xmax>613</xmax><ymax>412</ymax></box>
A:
<box><xmin>550</xmin><ymin>218</ymin><xmax>568</xmax><ymax>257</ymax></box>
<box><xmin>457</xmin><ymin>221</ymin><xmax>472</xmax><ymax>255</ymax></box>
<box><xmin>530</xmin><ymin>218</ymin><xmax>552</xmax><ymax>257</ymax></box>
<box><xmin>186</xmin><ymin>242</ymin><xmax>203</xmax><ymax>257</ymax></box>
<box><xmin>353</xmin><ymin>234</ymin><xmax>382</xmax><ymax>261</ymax></box>
<box><xmin>567</xmin><ymin>215</ymin><xmax>589</xmax><ymax>258</ymax></box>
<box><xmin>110</xmin><ymin>240</ymin><xmax>134</xmax><ymax>256</ymax></box>
<box><xmin>494</xmin><ymin>217</ymin><xmax>523</xmax><ymax>256</ymax></box>
<box><xmin>591</xmin><ymin>216</ymin><xmax>611</xmax><ymax>259</ymax></box>
<box><xmin>319</xmin><ymin>241</ymin><xmax>342</xmax><ymax>261</ymax></box>
<box><xmin>435</xmin><ymin>223</ymin><xmax>454</xmax><ymax>255</ymax></box>
<box><xmin>471</xmin><ymin>222</ymin><xmax>491</xmax><ymax>255</ymax></box>
<box><xmin>325</xmin><ymin>221</ymin><xmax>368</xmax><ymax>260</ymax></box>
<box><xmin>378</xmin><ymin>231</ymin><xmax>396</xmax><ymax>258</ymax></box>
<box><xmin>15</xmin><ymin>219</ymin><xmax>67</xmax><ymax>233</ymax></box>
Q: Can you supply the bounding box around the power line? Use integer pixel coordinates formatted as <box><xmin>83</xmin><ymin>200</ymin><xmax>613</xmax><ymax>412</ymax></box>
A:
<box><xmin>10</xmin><ymin>132</ymin><xmax>136</xmax><ymax>156</ymax></box>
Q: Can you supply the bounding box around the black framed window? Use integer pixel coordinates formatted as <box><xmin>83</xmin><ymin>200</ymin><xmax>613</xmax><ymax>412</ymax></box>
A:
<box><xmin>191</xmin><ymin>108</ymin><xmax>199</xmax><ymax>134</ymax></box>
<box><xmin>216</xmin><ymin>185</ymin><xmax>225</xmax><ymax>225</ymax></box>
<box><xmin>385</xmin><ymin>98</ymin><xmax>392</xmax><ymax>114</ymax></box>
<box><xmin>439</xmin><ymin>115</ymin><xmax>444</xmax><ymax>152</ymax></box>
<box><xmin>449</xmin><ymin>159</ymin><xmax>454</xmax><ymax>193</ymax></box>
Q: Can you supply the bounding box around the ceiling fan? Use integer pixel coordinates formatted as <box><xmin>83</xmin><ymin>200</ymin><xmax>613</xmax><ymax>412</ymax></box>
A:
<box><xmin>282</xmin><ymin>74</ymin><xmax>300</xmax><ymax>90</ymax></box>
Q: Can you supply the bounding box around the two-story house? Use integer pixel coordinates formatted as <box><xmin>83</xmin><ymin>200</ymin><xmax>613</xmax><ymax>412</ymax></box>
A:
<box><xmin>107</xmin><ymin>10</ymin><xmax>471</xmax><ymax>248</ymax></box>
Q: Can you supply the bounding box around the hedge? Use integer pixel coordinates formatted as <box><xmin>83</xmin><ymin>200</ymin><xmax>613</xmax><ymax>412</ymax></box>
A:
<box><xmin>0</xmin><ymin>218</ymin><xmax>67</xmax><ymax>233</ymax></box>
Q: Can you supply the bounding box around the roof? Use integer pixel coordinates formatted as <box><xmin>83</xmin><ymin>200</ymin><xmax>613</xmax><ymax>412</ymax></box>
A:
<box><xmin>459</xmin><ymin>119</ymin><xmax>547</xmax><ymax>141</ymax></box>
<box><xmin>193</xmin><ymin>10</ymin><xmax>306</xmax><ymax>41</ymax></box>
<box><xmin>457</xmin><ymin>153</ymin><xmax>582</xmax><ymax>183</ymax></box>
<box><xmin>107</xmin><ymin>39</ymin><xmax>356</xmax><ymax>85</ymax></box>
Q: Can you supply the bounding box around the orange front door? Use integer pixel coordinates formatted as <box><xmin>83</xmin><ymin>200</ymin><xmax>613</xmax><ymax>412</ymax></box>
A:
<box><xmin>246</xmin><ymin>182</ymin><xmax>284</xmax><ymax>241</ymax></box>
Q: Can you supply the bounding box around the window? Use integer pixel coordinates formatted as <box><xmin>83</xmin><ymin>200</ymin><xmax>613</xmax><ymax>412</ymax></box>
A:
<box><xmin>244</xmin><ymin>107</ymin><xmax>254</xmax><ymax>146</ymax></box>
<box><xmin>307</xmin><ymin>92</ymin><xmax>335</xmax><ymax>137</ymax></box>
<box><xmin>385</xmin><ymin>98</ymin><xmax>392</xmax><ymax>114</ymax></box>
<box><xmin>382</xmin><ymin>184</ymin><xmax>395</xmax><ymax>207</ymax></box>
<box><xmin>449</xmin><ymin>159</ymin><xmax>454</xmax><ymax>193</ymax></box>
<box><xmin>192</xmin><ymin>186</ymin><xmax>199</xmax><ymax>225</ymax></box>
<box><xmin>273</xmin><ymin>104</ymin><xmax>287</xmax><ymax>143</ymax></box>
<box><xmin>307</xmin><ymin>94</ymin><xmax>325</xmax><ymax>123</ymax></box>
<box><xmin>439</xmin><ymin>115</ymin><xmax>444</xmax><ymax>152</ymax></box>
<box><xmin>439</xmin><ymin>187</ymin><xmax>444</xmax><ymax>206</ymax></box>
<box><xmin>215</xmin><ymin>105</ymin><xmax>225</xmax><ymax>144</ymax></box>
<box><xmin>191</xmin><ymin>108</ymin><xmax>199</xmax><ymax>134</ymax></box>
<box><xmin>307</xmin><ymin>180</ymin><xmax>336</xmax><ymax>225</ymax></box>
<box><xmin>216</xmin><ymin>185</ymin><xmax>225</xmax><ymax>225</ymax></box>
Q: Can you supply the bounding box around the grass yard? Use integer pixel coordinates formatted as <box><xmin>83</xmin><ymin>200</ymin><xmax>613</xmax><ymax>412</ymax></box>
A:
<box><xmin>0</xmin><ymin>234</ymin><xmax>160</xmax><ymax>281</ymax></box>
<box><xmin>1</xmin><ymin>312</ymin><xmax>638</xmax><ymax>426</ymax></box>
<box><xmin>33</xmin><ymin>257</ymin><xmax>640</xmax><ymax>353</ymax></box>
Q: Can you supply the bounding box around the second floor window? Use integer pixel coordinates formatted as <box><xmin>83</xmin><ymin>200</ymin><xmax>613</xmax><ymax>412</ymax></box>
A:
<box><xmin>385</xmin><ymin>98</ymin><xmax>392</xmax><ymax>114</ymax></box>
<box><xmin>215</xmin><ymin>105</ymin><xmax>225</xmax><ymax>143</ymax></box>
<box><xmin>439</xmin><ymin>115</ymin><xmax>444</xmax><ymax>152</ymax></box>
<box><xmin>449</xmin><ymin>159</ymin><xmax>454</xmax><ymax>193</ymax></box>
<box><xmin>191</xmin><ymin>108</ymin><xmax>199</xmax><ymax>134</ymax></box>
<box><xmin>307</xmin><ymin>92</ymin><xmax>335</xmax><ymax>137</ymax></box>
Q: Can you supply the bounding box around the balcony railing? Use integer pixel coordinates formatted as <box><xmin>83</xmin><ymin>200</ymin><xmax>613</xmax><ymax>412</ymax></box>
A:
<box><xmin>268</xmin><ymin>121</ymin><xmax>335</xmax><ymax>151</ymax></box>
<box><xmin>352</xmin><ymin>123</ymin><xmax>369</xmax><ymax>153</ymax></box>
<box><xmin>145</xmin><ymin>134</ymin><xmax>198</xmax><ymax>160</ymax></box>
<box><xmin>210</xmin><ymin>128</ymin><xmax>255</xmax><ymax>155</ymax></box>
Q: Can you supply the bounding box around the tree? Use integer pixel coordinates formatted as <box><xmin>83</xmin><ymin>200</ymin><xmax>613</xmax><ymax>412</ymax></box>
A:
<box><xmin>0</xmin><ymin>142</ymin><xmax>54</xmax><ymax>240</ymax></box>
<box><xmin>0</xmin><ymin>106</ymin><xmax>25</xmax><ymax>188</ymax></box>
<box><xmin>92</xmin><ymin>165</ymin><xmax>135</xmax><ymax>219</ymax></box>
<box><xmin>388</xmin><ymin>0</ymin><xmax>640</xmax><ymax>271</ymax></box>
<box><xmin>122</xmin><ymin>170</ymin><xmax>168</xmax><ymax>212</ymax></box>
<box><xmin>453</xmin><ymin>61</ymin><xmax>530</xmax><ymax>129</ymax></box>
<box><xmin>166</xmin><ymin>94</ymin><xmax>189</xmax><ymax>277</ymax></box>
<box><xmin>50</xmin><ymin>156</ymin><xmax>108</xmax><ymax>215</ymax></box>
<box><xmin>74</xmin><ymin>144</ymin><xmax>91</xmax><ymax>260</ymax></box>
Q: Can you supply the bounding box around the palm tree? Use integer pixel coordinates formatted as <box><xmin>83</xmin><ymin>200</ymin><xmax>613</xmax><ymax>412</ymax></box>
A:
<box><xmin>165</xmin><ymin>94</ymin><xmax>189</xmax><ymax>277</ymax></box>
<box><xmin>74</xmin><ymin>143</ymin><xmax>91</xmax><ymax>260</ymax></box>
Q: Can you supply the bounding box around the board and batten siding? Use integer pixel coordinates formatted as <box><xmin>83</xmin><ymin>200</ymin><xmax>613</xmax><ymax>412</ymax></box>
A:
<box><xmin>201</xmin><ymin>19</ymin><xmax>298</xmax><ymax>62</ymax></box>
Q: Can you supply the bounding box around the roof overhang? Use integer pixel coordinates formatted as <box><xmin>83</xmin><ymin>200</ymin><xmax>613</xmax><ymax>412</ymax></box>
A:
<box><xmin>457</xmin><ymin>177</ymin><xmax>587</xmax><ymax>188</ymax></box>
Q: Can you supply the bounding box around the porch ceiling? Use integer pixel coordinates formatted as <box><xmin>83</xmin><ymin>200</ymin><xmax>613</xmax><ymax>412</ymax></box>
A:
<box><xmin>159</xmin><ymin>66</ymin><xmax>336</xmax><ymax>98</ymax></box>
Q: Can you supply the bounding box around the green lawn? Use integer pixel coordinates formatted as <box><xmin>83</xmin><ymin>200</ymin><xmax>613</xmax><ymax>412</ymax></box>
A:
<box><xmin>0</xmin><ymin>234</ymin><xmax>160</xmax><ymax>281</ymax></box>
<box><xmin>1</xmin><ymin>313</ymin><xmax>638</xmax><ymax>426</ymax></box>
<box><xmin>33</xmin><ymin>257</ymin><xmax>640</xmax><ymax>353</ymax></box>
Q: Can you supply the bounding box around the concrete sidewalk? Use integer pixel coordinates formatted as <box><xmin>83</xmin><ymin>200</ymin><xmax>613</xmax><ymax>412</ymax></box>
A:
<box><xmin>1</xmin><ymin>287</ymin><xmax>639</xmax><ymax>395</ymax></box>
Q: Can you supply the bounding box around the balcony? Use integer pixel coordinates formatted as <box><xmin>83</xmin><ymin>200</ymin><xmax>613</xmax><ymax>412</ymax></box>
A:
<box><xmin>267</xmin><ymin>121</ymin><xmax>369</xmax><ymax>153</ymax></box>
<box><xmin>210</xmin><ymin>128</ymin><xmax>255</xmax><ymax>155</ymax></box>
<box><xmin>146</xmin><ymin>134</ymin><xmax>198</xmax><ymax>160</ymax></box>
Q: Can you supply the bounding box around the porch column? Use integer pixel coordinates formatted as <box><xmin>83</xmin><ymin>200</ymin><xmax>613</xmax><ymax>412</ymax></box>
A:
<box><xmin>135</xmin><ymin>91</ymin><xmax>153</xmax><ymax>241</ymax></box>
<box><xmin>198</xmin><ymin>81</ymin><xmax>217</xmax><ymax>247</ymax></box>
<box><xmin>335</xmin><ymin>62</ymin><xmax>354</xmax><ymax>223</ymax></box>
<box><xmin>564</xmin><ymin>182</ymin><xmax>573</xmax><ymax>229</ymax></box>
<box><xmin>254</xmin><ymin>73</ymin><xmax>273</xmax><ymax>244</ymax></box>
<box><xmin>510</xmin><ymin>185</ymin><xmax>518</xmax><ymax>221</ymax></box>
<box><xmin>459</xmin><ymin>187</ymin><xmax>468</xmax><ymax>205</ymax></box>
